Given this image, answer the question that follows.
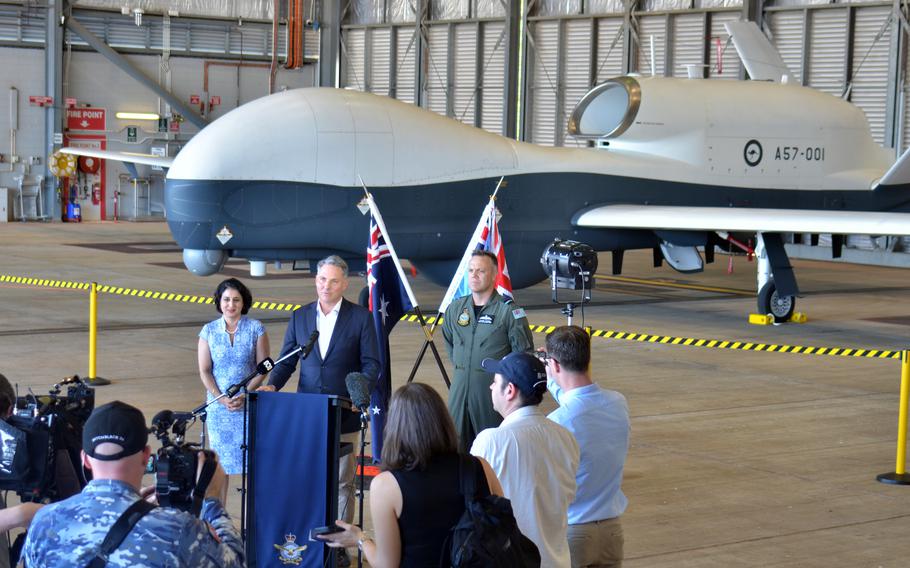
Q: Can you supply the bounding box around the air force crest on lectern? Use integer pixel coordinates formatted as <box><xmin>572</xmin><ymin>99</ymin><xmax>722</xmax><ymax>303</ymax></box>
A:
<box><xmin>274</xmin><ymin>533</ymin><xmax>307</xmax><ymax>565</ymax></box>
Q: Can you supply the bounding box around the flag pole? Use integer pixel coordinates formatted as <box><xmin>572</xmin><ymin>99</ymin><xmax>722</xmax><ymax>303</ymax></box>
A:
<box><xmin>490</xmin><ymin>175</ymin><xmax>504</xmax><ymax>200</ymax></box>
<box><xmin>360</xmin><ymin>175</ymin><xmax>451</xmax><ymax>388</ymax></box>
<box><xmin>432</xmin><ymin>174</ymin><xmax>502</xmax><ymax>330</ymax></box>
<box><xmin>435</xmin><ymin>198</ymin><xmax>495</xmax><ymax>319</ymax></box>
<box><xmin>409</xmin><ymin>176</ymin><xmax>509</xmax><ymax>387</ymax></box>
<box><xmin>358</xmin><ymin>176</ymin><xmax>419</xmax><ymax>308</ymax></box>
<box><xmin>406</xmin><ymin>306</ymin><xmax>450</xmax><ymax>387</ymax></box>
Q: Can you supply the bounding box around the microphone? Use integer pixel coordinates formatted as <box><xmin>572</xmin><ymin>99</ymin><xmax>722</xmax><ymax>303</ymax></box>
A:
<box><xmin>345</xmin><ymin>372</ymin><xmax>372</xmax><ymax>419</ymax></box>
<box><xmin>256</xmin><ymin>357</ymin><xmax>275</xmax><ymax>375</ymax></box>
<box><xmin>150</xmin><ymin>409</ymin><xmax>180</xmax><ymax>435</ymax></box>
<box><xmin>300</xmin><ymin>330</ymin><xmax>320</xmax><ymax>360</ymax></box>
<box><xmin>151</xmin><ymin>409</ymin><xmax>174</xmax><ymax>431</ymax></box>
<box><xmin>224</xmin><ymin>357</ymin><xmax>274</xmax><ymax>398</ymax></box>
<box><xmin>150</xmin><ymin>410</ymin><xmax>194</xmax><ymax>430</ymax></box>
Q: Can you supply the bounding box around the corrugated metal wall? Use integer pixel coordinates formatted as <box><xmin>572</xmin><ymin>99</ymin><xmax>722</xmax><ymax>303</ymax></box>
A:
<box><xmin>850</xmin><ymin>6</ymin><xmax>891</xmax><ymax>144</ymax></box>
<box><xmin>452</xmin><ymin>23</ymin><xmax>479</xmax><ymax>124</ymax></box>
<box><xmin>904</xmin><ymin>37</ymin><xmax>910</xmax><ymax>153</ymax></box>
<box><xmin>426</xmin><ymin>24</ymin><xmax>450</xmax><ymax>115</ymax></box>
<box><xmin>0</xmin><ymin>5</ymin><xmax>291</xmax><ymax>59</ymax></box>
<box><xmin>637</xmin><ymin>15</ymin><xmax>668</xmax><ymax>76</ymax></box>
<box><xmin>479</xmin><ymin>22</ymin><xmax>506</xmax><ymax>133</ymax></box>
<box><xmin>341</xmin><ymin>8</ymin><xmax>511</xmax><ymax>135</ymax></box>
<box><xmin>527</xmin><ymin>9</ymin><xmax>750</xmax><ymax>146</ymax></box>
<box><xmin>766</xmin><ymin>9</ymin><xmax>803</xmax><ymax>84</ymax></box>
<box><xmin>338</xmin><ymin>0</ymin><xmax>907</xmax><ymax>154</ymax></box>
<box><xmin>708</xmin><ymin>11</ymin><xmax>742</xmax><ymax>79</ymax></box>
<box><xmin>765</xmin><ymin>4</ymin><xmax>895</xmax><ymax>148</ymax></box>
<box><xmin>0</xmin><ymin>45</ymin><xmax>312</xmax><ymax>219</ymax></box>
<box><xmin>594</xmin><ymin>17</ymin><xmax>624</xmax><ymax>82</ymax></box>
<box><xmin>805</xmin><ymin>8</ymin><xmax>847</xmax><ymax>95</ymax></box>
<box><xmin>564</xmin><ymin>19</ymin><xmax>594</xmax><ymax>147</ymax></box>
<box><xmin>671</xmin><ymin>13</ymin><xmax>707</xmax><ymax>78</ymax></box>
<box><xmin>395</xmin><ymin>28</ymin><xmax>418</xmax><ymax>104</ymax></box>
<box><xmin>371</xmin><ymin>28</ymin><xmax>393</xmax><ymax>96</ymax></box>
<box><xmin>527</xmin><ymin>19</ymin><xmax>560</xmax><ymax>145</ymax></box>
<box><xmin>341</xmin><ymin>28</ymin><xmax>366</xmax><ymax>90</ymax></box>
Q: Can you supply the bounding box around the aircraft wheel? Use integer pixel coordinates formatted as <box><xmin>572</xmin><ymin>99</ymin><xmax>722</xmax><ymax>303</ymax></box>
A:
<box><xmin>358</xmin><ymin>285</ymin><xmax>369</xmax><ymax>308</ymax></box>
<box><xmin>757</xmin><ymin>281</ymin><xmax>795</xmax><ymax>322</ymax></box>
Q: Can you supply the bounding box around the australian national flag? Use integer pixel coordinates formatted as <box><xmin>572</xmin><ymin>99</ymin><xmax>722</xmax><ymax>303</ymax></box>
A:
<box><xmin>367</xmin><ymin>214</ymin><xmax>414</xmax><ymax>462</ymax></box>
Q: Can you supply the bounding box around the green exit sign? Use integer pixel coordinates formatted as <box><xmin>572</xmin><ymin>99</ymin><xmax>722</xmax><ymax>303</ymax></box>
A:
<box><xmin>127</xmin><ymin>126</ymin><xmax>137</xmax><ymax>143</ymax></box>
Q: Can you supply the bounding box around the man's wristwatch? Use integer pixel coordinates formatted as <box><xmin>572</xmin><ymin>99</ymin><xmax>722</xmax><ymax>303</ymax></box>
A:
<box><xmin>357</xmin><ymin>535</ymin><xmax>371</xmax><ymax>551</ymax></box>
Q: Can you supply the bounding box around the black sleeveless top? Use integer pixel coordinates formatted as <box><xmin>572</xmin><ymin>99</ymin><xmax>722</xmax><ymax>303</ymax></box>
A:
<box><xmin>390</xmin><ymin>453</ymin><xmax>490</xmax><ymax>568</ymax></box>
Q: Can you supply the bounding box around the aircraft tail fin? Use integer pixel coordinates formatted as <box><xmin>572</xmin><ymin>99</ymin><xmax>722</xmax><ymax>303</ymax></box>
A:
<box><xmin>724</xmin><ymin>21</ymin><xmax>794</xmax><ymax>83</ymax></box>
<box><xmin>875</xmin><ymin>145</ymin><xmax>910</xmax><ymax>189</ymax></box>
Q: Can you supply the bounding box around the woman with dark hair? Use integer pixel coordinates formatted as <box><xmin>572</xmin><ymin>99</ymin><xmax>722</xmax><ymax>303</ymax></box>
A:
<box><xmin>319</xmin><ymin>382</ymin><xmax>503</xmax><ymax>567</ymax></box>
<box><xmin>197</xmin><ymin>278</ymin><xmax>270</xmax><ymax>475</ymax></box>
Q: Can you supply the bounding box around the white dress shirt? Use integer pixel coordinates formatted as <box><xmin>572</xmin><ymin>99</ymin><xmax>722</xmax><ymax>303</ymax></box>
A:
<box><xmin>316</xmin><ymin>299</ymin><xmax>342</xmax><ymax>359</ymax></box>
<box><xmin>471</xmin><ymin>406</ymin><xmax>580</xmax><ymax>568</ymax></box>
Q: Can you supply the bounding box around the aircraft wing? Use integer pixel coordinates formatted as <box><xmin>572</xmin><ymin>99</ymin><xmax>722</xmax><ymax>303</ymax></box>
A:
<box><xmin>574</xmin><ymin>205</ymin><xmax>910</xmax><ymax>236</ymax></box>
<box><xmin>876</xmin><ymin>145</ymin><xmax>910</xmax><ymax>188</ymax></box>
<box><xmin>59</xmin><ymin>147</ymin><xmax>174</xmax><ymax>169</ymax></box>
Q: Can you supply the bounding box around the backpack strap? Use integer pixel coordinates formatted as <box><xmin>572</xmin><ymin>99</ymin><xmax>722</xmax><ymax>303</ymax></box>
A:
<box><xmin>443</xmin><ymin>455</ymin><xmax>480</xmax><ymax>568</ymax></box>
<box><xmin>85</xmin><ymin>499</ymin><xmax>156</xmax><ymax>568</ymax></box>
<box><xmin>457</xmin><ymin>454</ymin><xmax>479</xmax><ymax>503</ymax></box>
<box><xmin>190</xmin><ymin>453</ymin><xmax>218</xmax><ymax>517</ymax></box>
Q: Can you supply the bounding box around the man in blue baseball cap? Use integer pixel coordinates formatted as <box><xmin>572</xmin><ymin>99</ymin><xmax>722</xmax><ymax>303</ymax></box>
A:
<box><xmin>470</xmin><ymin>352</ymin><xmax>580</xmax><ymax>568</ymax></box>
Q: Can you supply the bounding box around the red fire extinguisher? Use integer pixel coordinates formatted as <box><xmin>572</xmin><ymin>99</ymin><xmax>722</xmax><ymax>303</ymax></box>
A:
<box><xmin>92</xmin><ymin>183</ymin><xmax>101</xmax><ymax>205</ymax></box>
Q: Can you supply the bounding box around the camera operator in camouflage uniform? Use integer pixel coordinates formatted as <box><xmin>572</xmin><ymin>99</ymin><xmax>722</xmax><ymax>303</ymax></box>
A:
<box><xmin>20</xmin><ymin>401</ymin><xmax>243</xmax><ymax>568</ymax></box>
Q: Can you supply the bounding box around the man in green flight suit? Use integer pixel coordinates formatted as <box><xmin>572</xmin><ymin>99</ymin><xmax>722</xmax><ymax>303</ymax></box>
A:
<box><xmin>443</xmin><ymin>250</ymin><xmax>534</xmax><ymax>451</ymax></box>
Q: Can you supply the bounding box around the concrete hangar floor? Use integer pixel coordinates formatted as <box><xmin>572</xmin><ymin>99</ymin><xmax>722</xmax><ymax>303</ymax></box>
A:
<box><xmin>2</xmin><ymin>220</ymin><xmax>910</xmax><ymax>567</ymax></box>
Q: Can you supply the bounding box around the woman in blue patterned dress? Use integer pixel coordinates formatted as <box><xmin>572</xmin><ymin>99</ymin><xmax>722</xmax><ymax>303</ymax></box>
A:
<box><xmin>197</xmin><ymin>278</ymin><xmax>270</xmax><ymax>475</ymax></box>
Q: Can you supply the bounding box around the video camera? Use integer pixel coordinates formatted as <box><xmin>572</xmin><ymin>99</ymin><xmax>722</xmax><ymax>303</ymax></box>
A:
<box><xmin>148</xmin><ymin>409</ymin><xmax>216</xmax><ymax>516</ymax></box>
<box><xmin>0</xmin><ymin>376</ymin><xmax>94</xmax><ymax>502</ymax></box>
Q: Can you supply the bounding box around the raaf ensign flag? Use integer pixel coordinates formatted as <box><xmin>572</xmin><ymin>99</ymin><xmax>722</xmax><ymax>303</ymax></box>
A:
<box><xmin>437</xmin><ymin>196</ymin><xmax>514</xmax><ymax>315</ymax></box>
<box><xmin>366</xmin><ymin>196</ymin><xmax>417</xmax><ymax>462</ymax></box>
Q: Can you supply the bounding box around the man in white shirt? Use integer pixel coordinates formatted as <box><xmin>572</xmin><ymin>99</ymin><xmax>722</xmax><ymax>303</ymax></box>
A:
<box><xmin>471</xmin><ymin>352</ymin><xmax>580</xmax><ymax>568</ymax></box>
<box><xmin>545</xmin><ymin>326</ymin><xmax>630</xmax><ymax>568</ymax></box>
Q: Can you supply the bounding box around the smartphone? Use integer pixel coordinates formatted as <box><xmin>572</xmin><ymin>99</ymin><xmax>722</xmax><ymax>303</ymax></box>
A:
<box><xmin>309</xmin><ymin>524</ymin><xmax>344</xmax><ymax>541</ymax></box>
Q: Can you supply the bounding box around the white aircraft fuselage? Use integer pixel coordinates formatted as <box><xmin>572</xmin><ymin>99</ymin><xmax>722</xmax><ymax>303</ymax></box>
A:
<box><xmin>163</xmin><ymin>81</ymin><xmax>910</xmax><ymax>289</ymax></box>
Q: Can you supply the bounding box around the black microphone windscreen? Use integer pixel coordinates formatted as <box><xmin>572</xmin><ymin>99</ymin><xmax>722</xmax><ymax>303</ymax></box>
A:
<box><xmin>256</xmin><ymin>357</ymin><xmax>275</xmax><ymax>374</ymax></box>
<box><xmin>151</xmin><ymin>409</ymin><xmax>174</xmax><ymax>429</ymax></box>
<box><xmin>172</xmin><ymin>411</ymin><xmax>195</xmax><ymax>422</ymax></box>
<box><xmin>345</xmin><ymin>372</ymin><xmax>372</xmax><ymax>409</ymax></box>
<box><xmin>301</xmin><ymin>329</ymin><xmax>320</xmax><ymax>358</ymax></box>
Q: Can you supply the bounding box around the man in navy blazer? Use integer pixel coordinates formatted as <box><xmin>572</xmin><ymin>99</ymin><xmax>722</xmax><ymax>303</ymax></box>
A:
<box><xmin>261</xmin><ymin>255</ymin><xmax>379</xmax><ymax>562</ymax></box>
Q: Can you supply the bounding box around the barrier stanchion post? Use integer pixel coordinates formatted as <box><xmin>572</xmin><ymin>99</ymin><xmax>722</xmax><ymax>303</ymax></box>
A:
<box><xmin>86</xmin><ymin>282</ymin><xmax>111</xmax><ymax>386</ymax></box>
<box><xmin>877</xmin><ymin>349</ymin><xmax>910</xmax><ymax>485</ymax></box>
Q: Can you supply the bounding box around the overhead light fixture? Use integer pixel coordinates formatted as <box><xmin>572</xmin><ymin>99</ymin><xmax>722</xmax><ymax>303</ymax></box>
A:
<box><xmin>115</xmin><ymin>111</ymin><xmax>160</xmax><ymax>121</ymax></box>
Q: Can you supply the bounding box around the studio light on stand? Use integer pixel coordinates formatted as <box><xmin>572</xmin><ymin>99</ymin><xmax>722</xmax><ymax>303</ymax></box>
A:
<box><xmin>541</xmin><ymin>239</ymin><xmax>598</xmax><ymax>326</ymax></box>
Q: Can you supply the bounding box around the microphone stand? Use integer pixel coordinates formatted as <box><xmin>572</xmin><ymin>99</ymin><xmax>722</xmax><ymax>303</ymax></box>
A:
<box><xmin>190</xmin><ymin>343</ymin><xmax>307</xmax><ymax>542</ymax></box>
<box><xmin>357</xmin><ymin>410</ymin><xmax>369</xmax><ymax>568</ymax></box>
<box><xmin>191</xmin><ymin>344</ymin><xmax>304</xmax><ymax>416</ymax></box>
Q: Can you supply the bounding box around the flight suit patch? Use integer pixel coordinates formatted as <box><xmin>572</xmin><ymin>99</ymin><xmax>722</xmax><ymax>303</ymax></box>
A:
<box><xmin>457</xmin><ymin>308</ymin><xmax>471</xmax><ymax>326</ymax></box>
<box><xmin>478</xmin><ymin>314</ymin><xmax>495</xmax><ymax>325</ymax></box>
<box><xmin>512</xmin><ymin>308</ymin><xmax>526</xmax><ymax>319</ymax></box>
